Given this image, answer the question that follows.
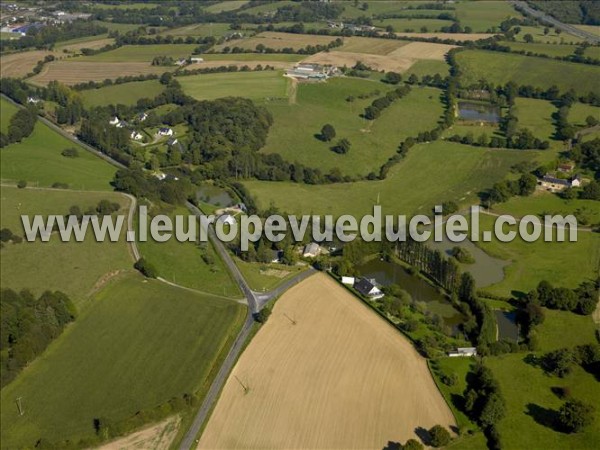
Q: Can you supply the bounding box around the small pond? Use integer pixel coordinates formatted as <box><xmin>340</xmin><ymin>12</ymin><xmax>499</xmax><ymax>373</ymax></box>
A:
<box><xmin>458</xmin><ymin>101</ymin><xmax>501</xmax><ymax>123</ymax></box>
<box><xmin>494</xmin><ymin>310</ymin><xmax>519</xmax><ymax>342</ymax></box>
<box><xmin>196</xmin><ymin>184</ymin><xmax>235</xmax><ymax>207</ymax></box>
<box><xmin>357</xmin><ymin>259</ymin><xmax>465</xmax><ymax>327</ymax></box>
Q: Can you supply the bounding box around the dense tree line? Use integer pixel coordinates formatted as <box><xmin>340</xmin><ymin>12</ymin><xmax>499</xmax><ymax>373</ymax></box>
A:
<box><xmin>479</xmin><ymin>41</ymin><xmax>600</xmax><ymax>67</ymax></box>
<box><xmin>1</xmin><ymin>289</ymin><xmax>76</xmax><ymax>387</ymax></box>
<box><xmin>0</xmin><ymin>20</ymin><xmax>107</xmax><ymax>51</ymax></box>
<box><xmin>535</xmin><ymin>279</ymin><xmax>599</xmax><ymax>315</ymax></box>
<box><xmin>571</xmin><ymin>138</ymin><xmax>600</xmax><ymax>179</ymax></box>
<box><xmin>0</xmin><ymin>106</ymin><xmax>37</xmax><ymax>148</ymax></box>
<box><xmin>463</xmin><ymin>363</ymin><xmax>506</xmax><ymax>449</ymax></box>
<box><xmin>363</xmin><ymin>85</ymin><xmax>411</xmax><ymax>120</ymax></box>
<box><xmin>484</xmin><ymin>173</ymin><xmax>539</xmax><ymax>205</ymax></box>
<box><xmin>529</xmin><ymin>1</ymin><xmax>600</xmax><ymax>25</ymax></box>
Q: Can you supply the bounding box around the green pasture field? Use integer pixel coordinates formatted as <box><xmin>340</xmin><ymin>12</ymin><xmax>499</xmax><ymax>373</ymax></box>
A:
<box><xmin>454</xmin><ymin>0</ymin><xmax>522</xmax><ymax>32</ymax></box>
<box><xmin>0</xmin><ymin>101</ymin><xmax>116</xmax><ymax>190</ymax></box>
<box><xmin>0</xmin><ymin>97</ymin><xmax>18</xmax><ymax>133</ymax></box>
<box><xmin>79</xmin><ymin>79</ymin><xmax>165</xmax><ymax>107</ymax></box>
<box><xmin>504</xmin><ymin>41</ymin><xmax>579</xmax><ymax>58</ymax></box>
<box><xmin>179</xmin><ymin>70</ymin><xmax>288</xmax><ymax>102</ymax></box>
<box><xmin>339</xmin><ymin>1</ymin><xmax>433</xmax><ymax>19</ymax></box>
<box><xmin>569</xmin><ymin>102</ymin><xmax>600</xmax><ymax>127</ymax></box>
<box><xmin>0</xmin><ymin>186</ymin><xmax>132</xmax><ymax>307</ymax></box>
<box><xmin>405</xmin><ymin>59</ymin><xmax>450</xmax><ymax>78</ymax></box>
<box><xmin>204</xmin><ymin>0</ymin><xmax>249</xmax><ymax>13</ymax></box>
<box><xmin>244</xmin><ymin>141</ymin><xmax>535</xmax><ymax>217</ymax></box>
<box><xmin>486</xmin><ymin>346</ymin><xmax>599</xmax><ymax>449</ymax></box>
<box><xmin>338</xmin><ymin>36</ymin><xmax>409</xmax><ymax>55</ymax></box>
<box><xmin>456</xmin><ymin>50</ymin><xmax>600</xmax><ymax>96</ymax></box>
<box><xmin>93</xmin><ymin>2</ymin><xmax>161</xmax><ymax>9</ymax></box>
<box><xmin>513</xmin><ymin>97</ymin><xmax>557</xmax><ymax>143</ymax></box>
<box><xmin>474</xmin><ymin>214</ymin><xmax>600</xmax><ymax>297</ymax></box>
<box><xmin>136</xmin><ymin>206</ymin><xmax>241</xmax><ymax>298</ymax></box>
<box><xmin>443</xmin><ymin>122</ymin><xmax>502</xmax><ymax>142</ymax></box>
<box><xmin>574</xmin><ymin>24</ymin><xmax>600</xmax><ymax>37</ymax></box>
<box><xmin>492</xmin><ymin>192</ymin><xmax>600</xmax><ymax>225</ymax></box>
<box><xmin>372</xmin><ymin>18</ymin><xmax>453</xmax><ymax>32</ymax></box>
<box><xmin>513</xmin><ymin>26</ymin><xmax>584</xmax><ymax>44</ymax></box>
<box><xmin>81</xmin><ymin>44</ymin><xmax>199</xmax><ymax>62</ymax></box>
<box><xmin>0</xmin><ymin>273</ymin><xmax>246</xmax><ymax>448</ymax></box>
<box><xmin>235</xmin><ymin>259</ymin><xmax>308</xmax><ymax>292</ymax></box>
<box><xmin>239</xmin><ymin>0</ymin><xmax>295</xmax><ymax>15</ymax></box>
<box><xmin>199</xmin><ymin>53</ymin><xmax>304</xmax><ymax>62</ymax></box>
<box><xmin>261</xmin><ymin>80</ymin><xmax>444</xmax><ymax>176</ymax></box>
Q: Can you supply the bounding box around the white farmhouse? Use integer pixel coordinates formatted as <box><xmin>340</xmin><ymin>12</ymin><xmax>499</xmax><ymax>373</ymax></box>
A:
<box><xmin>158</xmin><ymin>127</ymin><xmax>174</xmax><ymax>136</ymax></box>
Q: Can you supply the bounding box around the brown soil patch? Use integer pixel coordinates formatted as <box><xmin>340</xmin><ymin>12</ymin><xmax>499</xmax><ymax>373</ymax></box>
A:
<box><xmin>198</xmin><ymin>273</ymin><xmax>456</xmax><ymax>449</ymax></box>
<box><xmin>95</xmin><ymin>416</ymin><xmax>180</xmax><ymax>450</ymax></box>
<box><xmin>28</xmin><ymin>61</ymin><xmax>175</xmax><ymax>86</ymax></box>
<box><xmin>338</xmin><ymin>36</ymin><xmax>409</xmax><ymax>55</ymax></box>
<box><xmin>0</xmin><ymin>50</ymin><xmax>58</xmax><ymax>78</ymax></box>
<box><xmin>389</xmin><ymin>41</ymin><xmax>458</xmax><ymax>61</ymax></box>
<box><xmin>213</xmin><ymin>31</ymin><xmax>337</xmax><ymax>51</ymax></box>
<box><xmin>303</xmin><ymin>50</ymin><xmax>415</xmax><ymax>73</ymax></box>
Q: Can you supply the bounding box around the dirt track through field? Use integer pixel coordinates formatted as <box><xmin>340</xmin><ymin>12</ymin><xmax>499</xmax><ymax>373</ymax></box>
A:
<box><xmin>198</xmin><ymin>273</ymin><xmax>455</xmax><ymax>449</ymax></box>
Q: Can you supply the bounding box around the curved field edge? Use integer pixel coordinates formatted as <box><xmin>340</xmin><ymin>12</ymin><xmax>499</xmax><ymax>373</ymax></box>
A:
<box><xmin>0</xmin><ymin>273</ymin><xmax>246</xmax><ymax>448</ymax></box>
<box><xmin>199</xmin><ymin>273</ymin><xmax>455</xmax><ymax>449</ymax></box>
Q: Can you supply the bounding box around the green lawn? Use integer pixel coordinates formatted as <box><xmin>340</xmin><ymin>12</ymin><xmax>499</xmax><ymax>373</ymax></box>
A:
<box><xmin>261</xmin><ymin>80</ymin><xmax>444</xmax><ymax>176</ymax></box>
<box><xmin>0</xmin><ymin>97</ymin><xmax>18</xmax><ymax>133</ymax></box>
<box><xmin>475</xmin><ymin>214</ymin><xmax>600</xmax><ymax>297</ymax></box>
<box><xmin>0</xmin><ymin>117</ymin><xmax>116</xmax><ymax>190</ymax></box>
<box><xmin>456</xmin><ymin>50</ymin><xmax>600</xmax><ymax>96</ymax></box>
<box><xmin>569</xmin><ymin>102</ymin><xmax>600</xmax><ymax>127</ymax></box>
<box><xmin>504</xmin><ymin>41</ymin><xmax>579</xmax><ymax>58</ymax></box>
<box><xmin>136</xmin><ymin>207</ymin><xmax>241</xmax><ymax>298</ymax></box>
<box><xmin>537</xmin><ymin>309</ymin><xmax>599</xmax><ymax>350</ymax></box>
<box><xmin>80</xmin><ymin>79</ymin><xmax>165</xmax><ymax>107</ymax></box>
<box><xmin>0</xmin><ymin>273</ymin><xmax>246</xmax><ymax>448</ymax></box>
<box><xmin>0</xmin><ymin>186</ymin><xmax>132</xmax><ymax>308</ymax></box>
<box><xmin>455</xmin><ymin>0</ymin><xmax>523</xmax><ymax>32</ymax></box>
<box><xmin>405</xmin><ymin>59</ymin><xmax>450</xmax><ymax>78</ymax></box>
<box><xmin>179</xmin><ymin>70</ymin><xmax>288</xmax><ymax>102</ymax></box>
<box><xmin>245</xmin><ymin>141</ymin><xmax>536</xmax><ymax>217</ymax></box>
<box><xmin>80</xmin><ymin>44</ymin><xmax>199</xmax><ymax>62</ymax></box>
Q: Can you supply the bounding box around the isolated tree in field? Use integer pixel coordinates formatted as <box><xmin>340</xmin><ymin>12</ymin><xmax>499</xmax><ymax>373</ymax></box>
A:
<box><xmin>585</xmin><ymin>115</ymin><xmax>599</xmax><ymax>127</ymax></box>
<box><xmin>544</xmin><ymin>27</ymin><xmax>550</xmax><ymax>35</ymax></box>
<box><xmin>332</xmin><ymin>138</ymin><xmax>351</xmax><ymax>154</ymax></box>
<box><xmin>479</xmin><ymin>392</ymin><xmax>506</xmax><ymax>427</ymax></box>
<box><xmin>134</xmin><ymin>258</ymin><xmax>157</xmax><ymax>279</ymax></box>
<box><xmin>523</xmin><ymin>33</ymin><xmax>534</xmax><ymax>43</ymax></box>
<box><xmin>428</xmin><ymin>425</ymin><xmax>451</xmax><ymax>447</ymax></box>
<box><xmin>17</xmin><ymin>180</ymin><xmax>27</xmax><ymax>189</ymax></box>
<box><xmin>542</xmin><ymin>348</ymin><xmax>575</xmax><ymax>377</ymax></box>
<box><xmin>320</xmin><ymin>124</ymin><xmax>336</xmax><ymax>142</ymax></box>
<box><xmin>61</xmin><ymin>147</ymin><xmax>79</xmax><ymax>158</ymax></box>
<box><xmin>558</xmin><ymin>399</ymin><xmax>595</xmax><ymax>433</ymax></box>
<box><xmin>0</xmin><ymin>228</ymin><xmax>13</xmax><ymax>242</ymax></box>
<box><xmin>255</xmin><ymin>306</ymin><xmax>272</xmax><ymax>323</ymax></box>
<box><xmin>384</xmin><ymin>71</ymin><xmax>402</xmax><ymax>85</ymax></box>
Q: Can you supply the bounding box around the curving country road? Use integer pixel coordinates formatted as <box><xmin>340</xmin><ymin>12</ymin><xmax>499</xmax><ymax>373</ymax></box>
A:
<box><xmin>512</xmin><ymin>1</ymin><xmax>600</xmax><ymax>44</ymax></box>
<box><xmin>2</xmin><ymin>94</ymin><xmax>315</xmax><ymax>449</ymax></box>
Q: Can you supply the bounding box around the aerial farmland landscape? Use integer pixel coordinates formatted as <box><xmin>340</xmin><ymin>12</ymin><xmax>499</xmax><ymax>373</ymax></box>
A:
<box><xmin>0</xmin><ymin>1</ymin><xmax>599</xmax><ymax>449</ymax></box>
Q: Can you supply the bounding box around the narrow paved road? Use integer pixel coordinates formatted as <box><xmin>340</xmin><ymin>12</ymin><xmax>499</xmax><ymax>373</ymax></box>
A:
<box><xmin>512</xmin><ymin>1</ymin><xmax>600</xmax><ymax>43</ymax></box>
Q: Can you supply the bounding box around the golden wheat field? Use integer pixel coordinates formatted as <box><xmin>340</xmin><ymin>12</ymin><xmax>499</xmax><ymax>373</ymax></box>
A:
<box><xmin>198</xmin><ymin>273</ymin><xmax>456</xmax><ymax>450</ymax></box>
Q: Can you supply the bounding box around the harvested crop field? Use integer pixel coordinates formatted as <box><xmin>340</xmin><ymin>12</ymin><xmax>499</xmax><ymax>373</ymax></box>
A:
<box><xmin>0</xmin><ymin>50</ymin><xmax>57</xmax><ymax>77</ymax></box>
<box><xmin>213</xmin><ymin>31</ymin><xmax>337</xmax><ymax>51</ymax></box>
<box><xmin>28</xmin><ymin>61</ymin><xmax>175</xmax><ymax>85</ymax></box>
<box><xmin>302</xmin><ymin>50</ymin><xmax>414</xmax><ymax>73</ymax></box>
<box><xmin>338</xmin><ymin>36</ymin><xmax>409</xmax><ymax>55</ymax></box>
<box><xmin>389</xmin><ymin>41</ymin><xmax>457</xmax><ymax>60</ymax></box>
<box><xmin>198</xmin><ymin>273</ymin><xmax>456</xmax><ymax>449</ymax></box>
<box><xmin>395</xmin><ymin>32</ymin><xmax>496</xmax><ymax>41</ymax></box>
<box><xmin>57</xmin><ymin>37</ymin><xmax>115</xmax><ymax>53</ymax></box>
<box><xmin>186</xmin><ymin>60</ymin><xmax>295</xmax><ymax>70</ymax></box>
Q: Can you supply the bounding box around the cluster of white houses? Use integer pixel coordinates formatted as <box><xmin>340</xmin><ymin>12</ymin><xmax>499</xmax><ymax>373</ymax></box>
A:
<box><xmin>108</xmin><ymin>115</ymin><xmax>175</xmax><ymax>143</ymax></box>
